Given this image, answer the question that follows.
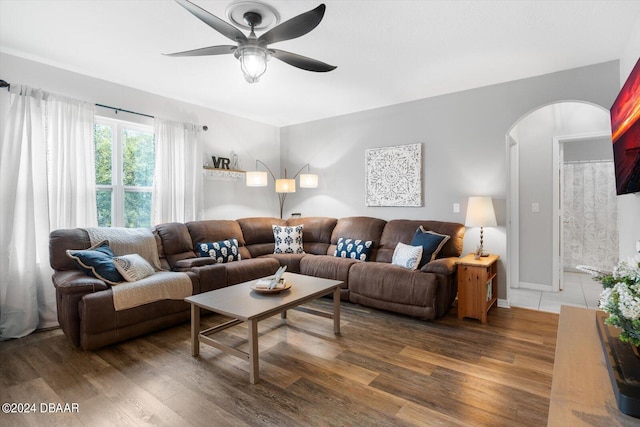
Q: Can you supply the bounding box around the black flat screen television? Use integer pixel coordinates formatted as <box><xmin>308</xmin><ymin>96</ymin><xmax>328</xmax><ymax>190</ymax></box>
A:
<box><xmin>610</xmin><ymin>57</ymin><xmax>640</xmax><ymax>195</ymax></box>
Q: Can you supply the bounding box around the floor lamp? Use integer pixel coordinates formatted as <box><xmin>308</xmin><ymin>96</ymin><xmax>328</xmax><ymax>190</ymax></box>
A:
<box><xmin>246</xmin><ymin>160</ymin><xmax>318</xmax><ymax>218</ymax></box>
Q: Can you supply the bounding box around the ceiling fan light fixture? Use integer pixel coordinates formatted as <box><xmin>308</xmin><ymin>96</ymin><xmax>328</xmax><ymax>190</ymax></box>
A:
<box><xmin>237</xmin><ymin>45</ymin><xmax>270</xmax><ymax>83</ymax></box>
<box><xmin>167</xmin><ymin>1</ymin><xmax>335</xmax><ymax>84</ymax></box>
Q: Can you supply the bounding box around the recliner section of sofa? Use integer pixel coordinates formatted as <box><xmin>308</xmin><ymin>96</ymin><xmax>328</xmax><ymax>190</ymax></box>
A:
<box><xmin>49</xmin><ymin>215</ymin><xmax>464</xmax><ymax>350</ymax></box>
<box><xmin>347</xmin><ymin>219</ymin><xmax>465</xmax><ymax>318</ymax></box>
<box><xmin>49</xmin><ymin>227</ymin><xmax>201</xmax><ymax>349</ymax></box>
<box><xmin>298</xmin><ymin>216</ymin><xmax>387</xmax><ymax>300</ymax></box>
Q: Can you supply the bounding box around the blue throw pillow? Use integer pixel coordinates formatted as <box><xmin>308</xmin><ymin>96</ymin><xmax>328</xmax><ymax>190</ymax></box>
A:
<box><xmin>334</xmin><ymin>237</ymin><xmax>374</xmax><ymax>261</ymax></box>
<box><xmin>196</xmin><ymin>238</ymin><xmax>241</xmax><ymax>263</ymax></box>
<box><xmin>411</xmin><ymin>226</ymin><xmax>450</xmax><ymax>268</ymax></box>
<box><xmin>66</xmin><ymin>240</ymin><xmax>124</xmax><ymax>285</ymax></box>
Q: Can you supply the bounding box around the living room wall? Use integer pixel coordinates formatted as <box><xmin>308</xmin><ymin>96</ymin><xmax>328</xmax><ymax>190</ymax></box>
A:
<box><xmin>0</xmin><ymin>52</ymin><xmax>281</xmax><ymax>220</ymax></box>
<box><xmin>280</xmin><ymin>61</ymin><xmax>621</xmax><ymax>300</ymax></box>
<box><xmin>2</xmin><ymin>52</ymin><xmax>633</xmax><ymax>303</ymax></box>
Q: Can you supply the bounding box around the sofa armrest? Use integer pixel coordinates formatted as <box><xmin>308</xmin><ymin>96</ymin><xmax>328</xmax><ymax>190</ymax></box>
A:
<box><xmin>52</xmin><ymin>270</ymin><xmax>110</xmax><ymax>295</ymax></box>
<box><xmin>52</xmin><ymin>270</ymin><xmax>110</xmax><ymax>348</ymax></box>
<box><xmin>192</xmin><ymin>264</ymin><xmax>228</xmax><ymax>293</ymax></box>
<box><xmin>421</xmin><ymin>257</ymin><xmax>458</xmax><ymax>275</ymax></box>
<box><xmin>174</xmin><ymin>257</ymin><xmax>217</xmax><ymax>271</ymax></box>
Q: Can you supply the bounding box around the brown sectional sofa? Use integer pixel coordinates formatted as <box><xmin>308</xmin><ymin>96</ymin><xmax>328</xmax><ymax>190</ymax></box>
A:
<box><xmin>49</xmin><ymin>216</ymin><xmax>465</xmax><ymax>350</ymax></box>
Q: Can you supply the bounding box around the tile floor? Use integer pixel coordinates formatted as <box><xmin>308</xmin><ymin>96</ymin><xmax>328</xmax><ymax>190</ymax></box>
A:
<box><xmin>508</xmin><ymin>271</ymin><xmax>602</xmax><ymax>313</ymax></box>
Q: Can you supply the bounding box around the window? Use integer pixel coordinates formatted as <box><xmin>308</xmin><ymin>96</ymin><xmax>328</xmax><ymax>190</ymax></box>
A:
<box><xmin>94</xmin><ymin>117</ymin><xmax>154</xmax><ymax>227</ymax></box>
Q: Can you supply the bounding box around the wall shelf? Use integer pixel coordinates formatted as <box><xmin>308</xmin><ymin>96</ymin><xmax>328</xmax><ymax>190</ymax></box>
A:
<box><xmin>203</xmin><ymin>167</ymin><xmax>245</xmax><ymax>182</ymax></box>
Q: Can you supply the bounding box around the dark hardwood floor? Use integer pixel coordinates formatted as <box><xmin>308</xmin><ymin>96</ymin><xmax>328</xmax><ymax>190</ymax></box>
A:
<box><xmin>0</xmin><ymin>300</ymin><xmax>559</xmax><ymax>426</ymax></box>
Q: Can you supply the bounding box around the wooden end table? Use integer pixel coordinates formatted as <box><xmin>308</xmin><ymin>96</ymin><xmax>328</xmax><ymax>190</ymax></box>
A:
<box><xmin>456</xmin><ymin>253</ymin><xmax>499</xmax><ymax>323</ymax></box>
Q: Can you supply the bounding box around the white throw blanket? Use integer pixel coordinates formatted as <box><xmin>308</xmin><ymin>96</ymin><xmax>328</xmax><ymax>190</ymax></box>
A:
<box><xmin>111</xmin><ymin>271</ymin><xmax>192</xmax><ymax>311</ymax></box>
<box><xmin>85</xmin><ymin>227</ymin><xmax>162</xmax><ymax>270</ymax></box>
<box><xmin>84</xmin><ymin>227</ymin><xmax>191</xmax><ymax>311</ymax></box>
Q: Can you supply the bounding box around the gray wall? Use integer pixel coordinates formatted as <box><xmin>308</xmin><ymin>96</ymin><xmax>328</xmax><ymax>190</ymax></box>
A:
<box><xmin>280</xmin><ymin>61</ymin><xmax>621</xmax><ymax>299</ymax></box>
<box><xmin>564</xmin><ymin>137</ymin><xmax>614</xmax><ymax>162</ymax></box>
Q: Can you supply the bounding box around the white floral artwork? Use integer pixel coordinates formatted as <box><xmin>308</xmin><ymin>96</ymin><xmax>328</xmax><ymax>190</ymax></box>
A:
<box><xmin>365</xmin><ymin>143</ymin><xmax>422</xmax><ymax>207</ymax></box>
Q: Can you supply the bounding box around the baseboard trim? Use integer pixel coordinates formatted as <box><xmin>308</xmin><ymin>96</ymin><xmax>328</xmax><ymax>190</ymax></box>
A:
<box><xmin>498</xmin><ymin>298</ymin><xmax>510</xmax><ymax>308</ymax></box>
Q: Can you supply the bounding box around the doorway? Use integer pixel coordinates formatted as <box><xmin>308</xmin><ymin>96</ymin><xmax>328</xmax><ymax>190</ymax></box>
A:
<box><xmin>506</xmin><ymin>102</ymin><xmax>613</xmax><ymax>306</ymax></box>
<box><xmin>556</xmin><ymin>134</ymin><xmax>619</xmax><ymax>289</ymax></box>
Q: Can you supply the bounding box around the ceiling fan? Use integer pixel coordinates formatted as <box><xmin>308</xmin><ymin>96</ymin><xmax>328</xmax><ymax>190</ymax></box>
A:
<box><xmin>165</xmin><ymin>0</ymin><xmax>337</xmax><ymax>83</ymax></box>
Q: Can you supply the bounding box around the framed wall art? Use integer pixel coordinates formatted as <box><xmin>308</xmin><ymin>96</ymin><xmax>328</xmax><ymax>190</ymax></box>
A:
<box><xmin>365</xmin><ymin>143</ymin><xmax>422</xmax><ymax>207</ymax></box>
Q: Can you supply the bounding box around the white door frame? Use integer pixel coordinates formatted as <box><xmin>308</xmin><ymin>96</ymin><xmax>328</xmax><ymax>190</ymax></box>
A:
<box><xmin>552</xmin><ymin>132</ymin><xmax>611</xmax><ymax>292</ymax></box>
<box><xmin>506</xmin><ymin>134</ymin><xmax>520</xmax><ymax>290</ymax></box>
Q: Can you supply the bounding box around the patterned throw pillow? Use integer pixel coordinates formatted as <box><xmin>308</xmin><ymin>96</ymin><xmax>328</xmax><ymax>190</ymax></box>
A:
<box><xmin>273</xmin><ymin>225</ymin><xmax>304</xmax><ymax>254</ymax></box>
<box><xmin>196</xmin><ymin>239</ymin><xmax>241</xmax><ymax>263</ymax></box>
<box><xmin>334</xmin><ymin>237</ymin><xmax>374</xmax><ymax>261</ymax></box>
<box><xmin>113</xmin><ymin>253</ymin><xmax>155</xmax><ymax>282</ymax></box>
<box><xmin>66</xmin><ymin>240</ymin><xmax>123</xmax><ymax>285</ymax></box>
<box><xmin>411</xmin><ymin>226</ymin><xmax>450</xmax><ymax>268</ymax></box>
<box><xmin>391</xmin><ymin>242</ymin><xmax>424</xmax><ymax>270</ymax></box>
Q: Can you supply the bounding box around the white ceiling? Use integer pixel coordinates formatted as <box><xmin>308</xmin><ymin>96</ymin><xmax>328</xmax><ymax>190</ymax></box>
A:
<box><xmin>1</xmin><ymin>0</ymin><xmax>639</xmax><ymax>127</ymax></box>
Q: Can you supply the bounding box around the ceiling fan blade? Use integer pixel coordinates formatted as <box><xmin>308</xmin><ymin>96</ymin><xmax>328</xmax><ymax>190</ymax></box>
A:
<box><xmin>174</xmin><ymin>0</ymin><xmax>246</xmax><ymax>43</ymax></box>
<box><xmin>259</xmin><ymin>4</ymin><xmax>326</xmax><ymax>45</ymax></box>
<box><xmin>271</xmin><ymin>49</ymin><xmax>336</xmax><ymax>72</ymax></box>
<box><xmin>163</xmin><ymin>45</ymin><xmax>236</xmax><ymax>57</ymax></box>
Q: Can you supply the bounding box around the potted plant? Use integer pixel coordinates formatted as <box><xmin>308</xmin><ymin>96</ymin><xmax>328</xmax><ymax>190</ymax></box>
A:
<box><xmin>579</xmin><ymin>254</ymin><xmax>640</xmax><ymax>346</ymax></box>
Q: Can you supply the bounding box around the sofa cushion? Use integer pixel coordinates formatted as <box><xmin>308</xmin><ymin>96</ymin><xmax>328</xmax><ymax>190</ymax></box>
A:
<box><xmin>334</xmin><ymin>237</ymin><xmax>374</xmax><ymax>261</ymax></box>
<box><xmin>300</xmin><ymin>255</ymin><xmax>357</xmax><ymax>293</ymax></box>
<box><xmin>328</xmin><ymin>216</ymin><xmax>386</xmax><ymax>260</ymax></box>
<box><xmin>223</xmin><ymin>258</ymin><xmax>280</xmax><ymax>285</ymax></box>
<box><xmin>66</xmin><ymin>240</ymin><xmax>123</xmax><ymax>285</ymax></box>
<box><xmin>262</xmin><ymin>253</ymin><xmax>306</xmax><ymax>273</ymax></box>
<box><xmin>391</xmin><ymin>243</ymin><xmax>423</xmax><ymax>270</ymax></box>
<box><xmin>238</xmin><ymin>217</ymin><xmax>286</xmax><ymax>258</ymax></box>
<box><xmin>195</xmin><ymin>238</ymin><xmax>241</xmax><ymax>263</ymax></box>
<box><xmin>186</xmin><ymin>220</ymin><xmax>250</xmax><ymax>260</ymax></box>
<box><xmin>273</xmin><ymin>225</ymin><xmax>304</xmax><ymax>254</ymax></box>
<box><xmin>375</xmin><ymin>220</ymin><xmax>464</xmax><ymax>263</ymax></box>
<box><xmin>84</xmin><ymin>227</ymin><xmax>162</xmax><ymax>271</ymax></box>
<box><xmin>153</xmin><ymin>222</ymin><xmax>196</xmax><ymax>269</ymax></box>
<box><xmin>50</xmin><ymin>228</ymin><xmax>92</xmax><ymax>271</ymax></box>
<box><xmin>286</xmin><ymin>217</ymin><xmax>337</xmax><ymax>255</ymax></box>
<box><xmin>411</xmin><ymin>226</ymin><xmax>450</xmax><ymax>268</ymax></box>
<box><xmin>113</xmin><ymin>254</ymin><xmax>155</xmax><ymax>282</ymax></box>
<box><xmin>348</xmin><ymin>262</ymin><xmax>440</xmax><ymax>319</ymax></box>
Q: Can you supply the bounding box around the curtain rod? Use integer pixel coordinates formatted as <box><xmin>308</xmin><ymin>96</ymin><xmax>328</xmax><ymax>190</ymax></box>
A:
<box><xmin>96</xmin><ymin>103</ymin><xmax>154</xmax><ymax>119</ymax></box>
<box><xmin>1</xmin><ymin>79</ymin><xmax>208</xmax><ymax>131</ymax></box>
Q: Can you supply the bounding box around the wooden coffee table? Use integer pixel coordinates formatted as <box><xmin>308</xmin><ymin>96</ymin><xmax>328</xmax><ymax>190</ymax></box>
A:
<box><xmin>184</xmin><ymin>272</ymin><xmax>343</xmax><ymax>384</ymax></box>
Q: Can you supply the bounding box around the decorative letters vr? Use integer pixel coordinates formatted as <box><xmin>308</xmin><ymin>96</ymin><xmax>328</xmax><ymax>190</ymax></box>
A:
<box><xmin>212</xmin><ymin>156</ymin><xmax>231</xmax><ymax>169</ymax></box>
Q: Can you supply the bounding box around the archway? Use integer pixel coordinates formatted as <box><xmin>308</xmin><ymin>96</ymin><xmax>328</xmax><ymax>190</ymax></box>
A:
<box><xmin>506</xmin><ymin>101</ymin><xmax>613</xmax><ymax>307</ymax></box>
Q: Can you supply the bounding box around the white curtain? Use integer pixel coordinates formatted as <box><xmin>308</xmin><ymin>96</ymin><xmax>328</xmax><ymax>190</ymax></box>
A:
<box><xmin>563</xmin><ymin>161</ymin><xmax>618</xmax><ymax>271</ymax></box>
<box><xmin>0</xmin><ymin>86</ymin><xmax>96</xmax><ymax>340</ymax></box>
<box><xmin>152</xmin><ymin>118</ymin><xmax>203</xmax><ymax>224</ymax></box>
<box><xmin>47</xmin><ymin>95</ymin><xmax>98</xmax><ymax>230</ymax></box>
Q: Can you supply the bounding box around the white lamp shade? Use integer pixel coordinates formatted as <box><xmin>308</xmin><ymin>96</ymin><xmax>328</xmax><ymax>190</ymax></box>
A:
<box><xmin>299</xmin><ymin>173</ymin><xmax>318</xmax><ymax>188</ymax></box>
<box><xmin>275</xmin><ymin>178</ymin><xmax>296</xmax><ymax>193</ymax></box>
<box><xmin>246</xmin><ymin>171</ymin><xmax>268</xmax><ymax>187</ymax></box>
<box><xmin>465</xmin><ymin>196</ymin><xmax>497</xmax><ymax>227</ymax></box>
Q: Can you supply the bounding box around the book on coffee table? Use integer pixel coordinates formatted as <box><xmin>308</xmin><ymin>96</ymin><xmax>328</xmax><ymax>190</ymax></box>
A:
<box><xmin>255</xmin><ymin>265</ymin><xmax>287</xmax><ymax>289</ymax></box>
